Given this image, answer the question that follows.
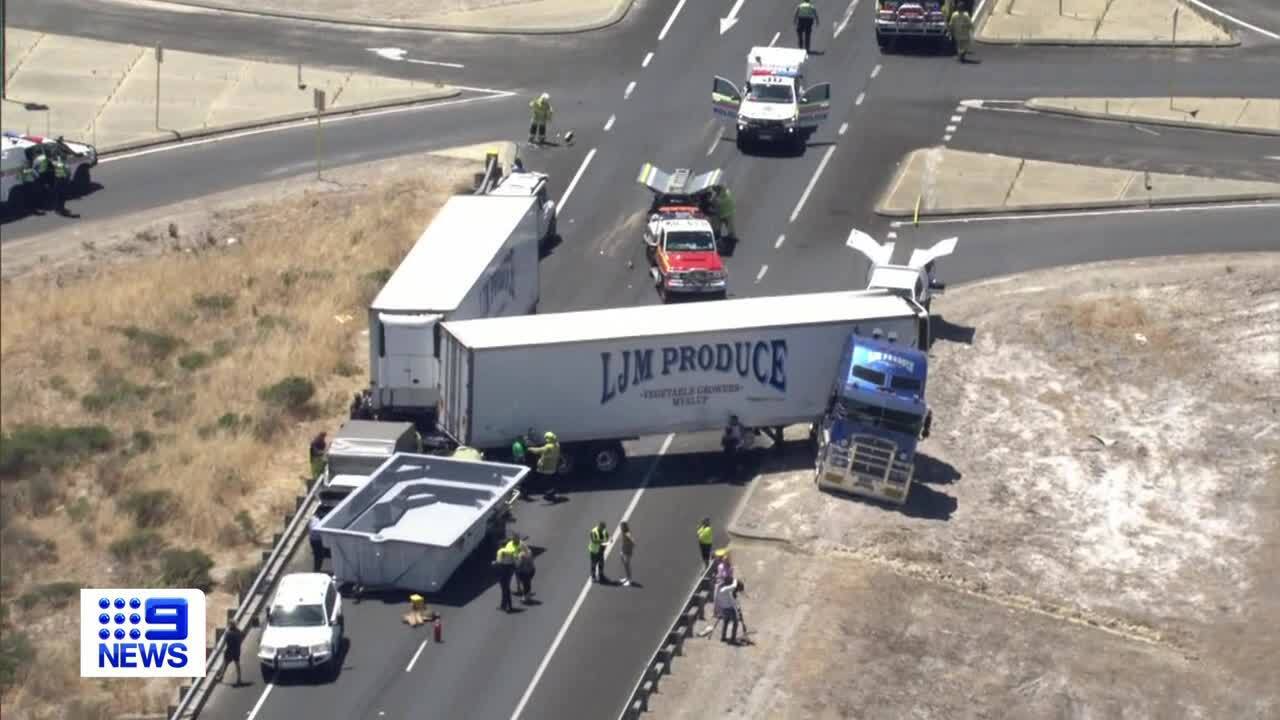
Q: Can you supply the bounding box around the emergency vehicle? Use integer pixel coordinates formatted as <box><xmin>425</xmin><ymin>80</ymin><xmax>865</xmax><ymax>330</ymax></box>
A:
<box><xmin>712</xmin><ymin>47</ymin><xmax>830</xmax><ymax>151</ymax></box>
<box><xmin>1</xmin><ymin>131</ymin><xmax>98</xmax><ymax>213</ymax></box>
<box><xmin>874</xmin><ymin>0</ymin><xmax>955</xmax><ymax>50</ymax></box>
<box><xmin>636</xmin><ymin>163</ymin><xmax>728</xmax><ymax>302</ymax></box>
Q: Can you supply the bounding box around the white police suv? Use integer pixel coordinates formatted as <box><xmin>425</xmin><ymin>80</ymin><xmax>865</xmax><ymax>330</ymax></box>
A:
<box><xmin>257</xmin><ymin>573</ymin><xmax>343</xmax><ymax>681</ymax></box>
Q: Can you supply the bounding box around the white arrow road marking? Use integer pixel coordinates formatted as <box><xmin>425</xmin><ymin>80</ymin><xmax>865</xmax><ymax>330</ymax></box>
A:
<box><xmin>835</xmin><ymin>0</ymin><xmax>861</xmax><ymax>38</ymax></box>
<box><xmin>366</xmin><ymin>47</ymin><xmax>464</xmax><ymax>68</ymax></box>
<box><xmin>720</xmin><ymin>0</ymin><xmax>746</xmax><ymax>34</ymax></box>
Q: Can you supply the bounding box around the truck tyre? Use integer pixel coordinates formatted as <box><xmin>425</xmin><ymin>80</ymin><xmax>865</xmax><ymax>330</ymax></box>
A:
<box><xmin>547</xmin><ymin>215</ymin><xmax>557</xmax><ymax>240</ymax></box>
<box><xmin>72</xmin><ymin>165</ymin><xmax>92</xmax><ymax>195</ymax></box>
<box><xmin>556</xmin><ymin>451</ymin><xmax>576</xmax><ymax>476</ymax></box>
<box><xmin>589</xmin><ymin>442</ymin><xmax>625</xmax><ymax>474</ymax></box>
<box><xmin>260</xmin><ymin>663</ymin><xmax>274</xmax><ymax>684</ymax></box>
<box><xmin>876</xmin><ymin>30</ymin><xmax>888</xmax><ymax>51</ymax></box>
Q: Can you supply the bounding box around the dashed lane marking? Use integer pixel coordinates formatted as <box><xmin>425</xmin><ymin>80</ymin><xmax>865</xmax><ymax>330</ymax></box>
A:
<box><xmin>870</xmin><ymin>64</ymin><xmax>881</xmax><ymax>78</ymax></box>
<box><xmin>950</xmin><ymin>115</ymin><xmax>962</xmax><ymax>122</ymax></box>
<box><xmin>643</xmin><ymin>51</ymin><xmax>654</xmax><ymax>68</ymax></box>
<box><xmin>625</xmin><ymin>81</ymin><xmax>637</xmax><ymax>99</ymax></box>
<box><xmin>756</xmin><ymin>265</ymin><xmax>769</xmax><ymax>282</ymax></box>
<box><xmin>945</xmin><ymin>124</ymin><xmax>957</xmax><ymax>133</ymax></box>
<box><xmin>603</xmin><ymin>114</ymin><xmax>616</xmax><ymax>132</ymax></box>
<box><xmin>775</xmin><ymin>234</ymin><xmax>786</xmax><ymax>248</ymax></box>
<box><xmin>855</xmin><ymin>91</ymin><xmax>865</xmax><ymax>106</ymax></box>
<box><xmin>770</xmin><ymin>31</ymin><xmax>780</xmax><ymax>46</ymax></box>
<box><xmin>839</xmin><ymin>122</ymin><xmax>848</xmax><ymax>135</ymax></box>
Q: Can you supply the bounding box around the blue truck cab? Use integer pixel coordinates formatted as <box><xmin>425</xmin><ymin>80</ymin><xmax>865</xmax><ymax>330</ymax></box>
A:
<box><xmin>815</xmin><ymin>332</ymin><xmax>932</xmax><ymax>505</ymax></box>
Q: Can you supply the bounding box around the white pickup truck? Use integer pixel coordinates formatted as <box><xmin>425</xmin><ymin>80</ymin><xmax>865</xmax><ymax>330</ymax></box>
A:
<box><xmin>712</xmin><ymin>47</ymin><xmax>831</xmax><ymax>151</ymax></box>
<box><xmin>1</xmin><ymin>131</ymin><xmax>98</xmax><ymax>213</ymax></box>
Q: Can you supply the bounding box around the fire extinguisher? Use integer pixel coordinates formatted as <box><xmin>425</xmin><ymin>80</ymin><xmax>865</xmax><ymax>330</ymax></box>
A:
<box><xmin>433</xmin><ymin>614</ymin><xmax>443</xmax><ymax>644</ymax></box>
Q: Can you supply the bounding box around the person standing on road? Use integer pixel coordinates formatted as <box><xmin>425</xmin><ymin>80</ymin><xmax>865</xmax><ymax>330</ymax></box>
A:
<box><xmin>494</xmin><ymin>536</ymin><xmax>518</xmax><ymax>612</ymax></box>
<box><xmin>588</xmin><ymin>521</ymin><xmax>610</xmax><ymax>583</ymax></box>
<box><xmin>716</xmin><ymin>579</ymin><xmax>742</xmax><ymax>644</ymax></box>
<box><xmin>529</xmin><ymin>92</ymin><xmax>554</xmax><ymax>144</ymax></box>
<box><xmin>526</xmin><ymin>431</ymin><xmax>562</xmax><ymax>499</ymax></box>
<box><xmin>697</xmin><ymin>518</ymin><xmax>715</xmax><ymax>567</ymax></box>
<box><xmin>949</xmin><ymin>9</ymin><xmax>974</xmax><ymax>63</ymax></box>
<box><xmin>223</xmin><ymin>620</ymin><xmax>244</xmax><ymax>685</ymax></box>
<box><xmin>515</xmin><ymin>538</ymin><xmax>536</xmax><ymax>602</ymax></box>
<box><xmin>618</xmin><ymin>522</ymin><xmax>636</xmax><ymax>586</ymax></box>
<box><xmin>794</xmin><ymin>0</ymin><xmax>819</xmax><ymax>54</ymax></box>
<box><xmin>309</xmin><ymin>432</ymin><xmax>327</xmax><ymax>482</ymax></box>
<box><xmin>308</xmin><ymin>512</ymin><xmax>326</xmax><ymax>573</ymax></box>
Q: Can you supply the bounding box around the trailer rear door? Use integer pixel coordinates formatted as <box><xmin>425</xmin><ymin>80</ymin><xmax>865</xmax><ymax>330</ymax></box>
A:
<box><xmin>438</xmin><ymin>327</ymin><xmax>472</xmax><ymax>444</ymax></box>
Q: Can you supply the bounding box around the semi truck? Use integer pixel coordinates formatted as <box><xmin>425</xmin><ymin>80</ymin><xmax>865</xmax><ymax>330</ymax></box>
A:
<box><xmin>435</xmin><ymin>290</ymin><xmax>930</xmax><ymax>475</ymax></box>
<box><xmin>815</xmin><ymin>333</ymin><xmax>932</xmax><ymax>504</ymax></box>
<box><xmin>362</xmin><ymin>191</ymin><xmax>547</xmax><ymax>425</ymax></box>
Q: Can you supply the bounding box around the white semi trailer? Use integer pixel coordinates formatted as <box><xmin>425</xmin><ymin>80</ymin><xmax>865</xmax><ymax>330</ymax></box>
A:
<box><xmin>365</xmin><ymin>193</ymin><xmax>547</xmax><ymax>424</ymax></box>
<box><xmin>435</xmin><ymin>290</ymin><xmax>929</xmax><ymax>474</ymax></box>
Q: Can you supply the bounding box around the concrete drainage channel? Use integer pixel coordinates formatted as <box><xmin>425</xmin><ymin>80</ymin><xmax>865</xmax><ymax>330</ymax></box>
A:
<box><xmin>167</xmin><ymin>475</ymin><xmax>325</xmax><ymax>719</ymax></box>
<box><xmin>616</xmin><ymin>563</ymin><xmax>718</xmax><ymax>720</ymax></box>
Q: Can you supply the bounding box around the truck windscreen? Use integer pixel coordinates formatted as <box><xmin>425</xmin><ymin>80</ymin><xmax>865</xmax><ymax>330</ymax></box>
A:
<box><xmin>841</xmin><ymin>398</ymin><xmax>923</xmax><ymax>437</ymax></box>
<box><xmin>666</xmin><ymin>230</ymin><xmax>716</xmax><ymax>251</ymax></box>
<box><xmin>746</xmin><ymin>84</ymin><xmax>794</xmax><ymax>103</ymax></box>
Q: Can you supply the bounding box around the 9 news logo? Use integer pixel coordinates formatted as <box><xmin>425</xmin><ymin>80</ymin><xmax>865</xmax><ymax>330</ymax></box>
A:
<box><xmin>80</xmin><ymin>589</ymin><xmax>207</xmax><ymax>678</ymax></box>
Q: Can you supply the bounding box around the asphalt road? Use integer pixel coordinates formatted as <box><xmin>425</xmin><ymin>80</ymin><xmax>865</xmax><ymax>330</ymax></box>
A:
<box><xmin>5</xmin><ymin>0</ymin><xmax>1280</xmax><ymax>719</ymax></box>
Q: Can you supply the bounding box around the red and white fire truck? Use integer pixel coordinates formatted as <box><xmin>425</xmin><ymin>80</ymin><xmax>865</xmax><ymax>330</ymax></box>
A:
<box><xmin>635</xmin><ymin>163</ymin><xmax>729</xmax><ymax>302</ymax></box>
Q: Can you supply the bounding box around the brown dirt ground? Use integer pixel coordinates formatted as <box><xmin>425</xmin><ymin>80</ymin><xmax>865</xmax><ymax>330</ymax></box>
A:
<box><xmin>0</xmin><ymin>144</ymin><xmax>509</xmax><ymax>719</ymax></box>
<box><xmin>649</xmin><ymin>252</ymin><xmax>1280</xmax><ymax>720</ymax></box>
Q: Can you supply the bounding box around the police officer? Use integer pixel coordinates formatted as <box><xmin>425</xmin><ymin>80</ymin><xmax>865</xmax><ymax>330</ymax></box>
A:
<box><xmin>697</xmin><ymin>518</ymin><xmax>715</xmax><ymax>567</ymax></box>
<box><xmin>949</xmin><ymin>8</ymin><xmax>975</xmax><ymax>62</ymax></box>
<box><xmin>529</xmin><ymin>92</ymin><xmax>554</xmax><ymax>144</ymax></box>
<box><xmin>588</xmin><ymin>521</ymin><xmax>610</xmax><ymax>583</ymax></box>
<box><xmin>494</xmin><ymin>536</ymin><xmax>518</xmax><ymax>612</ymax></box>
<box><xmin>794</xmin><ymin>0</ymin><xmax>819</xmax><ymax>54</ymax></box>
<box><xmin>526</xmin><ymin>431</ymin><xmax>561</xmax><ymax>498</ymax></box>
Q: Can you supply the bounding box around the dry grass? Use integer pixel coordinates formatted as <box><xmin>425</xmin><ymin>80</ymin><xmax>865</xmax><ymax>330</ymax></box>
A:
<box><xmin>0</xmin><ymin>158</ymin><xmax>476</xmax><ymax>717</ymax></box>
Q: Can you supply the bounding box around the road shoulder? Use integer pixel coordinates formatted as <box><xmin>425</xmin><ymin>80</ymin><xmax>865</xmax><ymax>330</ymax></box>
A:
<box><xmin>978</xmin><ymin>0</ymin><xmax>1238</xmax><ymax>46</ymax></box>
<box><xmin>1025</xmin><ymin>97</ymin><xmax>1280</xmax><ymax>136</ymax></box>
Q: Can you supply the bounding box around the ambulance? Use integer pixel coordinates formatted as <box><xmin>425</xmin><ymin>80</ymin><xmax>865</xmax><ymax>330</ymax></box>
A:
<box><xmin>712</xmin><ymin>47</ymin><xmax>831</xmax><ymax>151</ymax></box>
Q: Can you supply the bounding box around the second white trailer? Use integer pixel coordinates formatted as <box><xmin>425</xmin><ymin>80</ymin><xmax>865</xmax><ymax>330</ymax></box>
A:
<box><xmin>437</xmin><ymin>290</ymin><xmax>928</xmax><ymax>474</ymax></box>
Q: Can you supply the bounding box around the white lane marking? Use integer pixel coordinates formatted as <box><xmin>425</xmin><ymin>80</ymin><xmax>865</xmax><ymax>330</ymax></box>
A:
<box><xmin>1266</xmin><ymin>155</ymin><xmax>1280</xmax><ymax>161</ymax></box>
<box><xmin>889</xmin><ymin>201</ymin><xmax>1280</xmax><ymax>226</ymax></box>
<box><xmin>838</xmin><ymin>122</ymin><xmax>848</xmax><ymax>135</ymax></box>
<box><xmin>887</xmin><ymin>231</ymin><xmax>898</xmax><ymax>239</ymax></box>
<box><xmin>559</xmin><ymin>147</ymin><xmax>597</xmax><ymax>212</ymax></box>
<box><xmin>870</xmin><ymin>64</ymin><xmax>882</xmax><ymax>79</ymax></box>
<box><xmin>1131</xmin><ymin>124</ymin><xmax>1161</xmax><ymax>136</ymax></box>
<box><xmin>707</xmin><ymin>126</ymin><xmax>725</xmax><ymax>155</ymax></box>
<box><xmin>957</xmin><ymin>105</ymin><xmax>969</xmax><ymax>113</ymax></box>
<box><xmin>405</xmin><ymin>639</ymin><xmax>428</xmax><ymax>673</ymax></box>
<box><xmin>1182</xmin><ymin>0</ymin><xmax>1280</xmax><ymax>40</ymax></box>
<box><xmin>659</xmin><ymin>0</ymin><xmax>689</xmax><ymax>41</ymax></box>
<box><xmin>101</xmin><ymin>90</ymin><xmax>514</xmax><ymax>163</ymax></box>
<box><xmin>509</xmin><ymin>434</ymin><xmax>675</xmax><ymax>720</ymax></box>
<box><xmin>625</xmin><ymin>81</ymin><xmax>637</xmax><ymax>99</ymax></box>
<box><xmin>855</xmin><ymin>91</ymin><xmax>865</xmax><ymax>106</ymax></box>
<box><xmin>604</xmin><ymin>114</ymin><xmax>616</xmax><ymax>132</ymax></box>
<box><xmin>770</xmin><ymin>31</ymin><xmax>780</xmax><ymax>46</ymax></box>
<box><xmin>756</xmin><ymin>265</ymin><xmax>769</xmax><ymax>282</ymax></box>
<box><xmin>790</xmin><ymin>144</ymin><xmax>837</xmax><ymax>223</ymax></box>
<box><xmin>958</xmin><ymin>98</ymin><xmax>1036</xmax><ymax>115</ymax></box>
<box><xmin>720</xmin><ymin>0</ymin><xmax>747</xmax><ymax>34</ymax></box>
<box><xmin>775</xmin><ymin>234</ymin><xmax>786</xmax><ymax>248</ymax></box>
<box><xmin>974</xmin><ymin>0</ymin><xmax>988</xmax><ymax>16</ymax></box>
<box><xmin>643</xmin><ymin>51</ymin><xmax>654</xmax><ymax>68</ymax></box>
<box><xmin>835</xmin><ymin>0</ymin><xmax>861</xmax><ymax>38</ymax></box>
<box><xmin>944</xmin><ymin>124</ymin><xmax>957</xmax><ymax>133</ymax></box>
<box><xmin>943</xmin><ymin>134</ymin><xmax>953</xmax><ymax>142</ymax></box>
<box><xmin>950</xmin><ymin>115</ymin><xmax>962</xmax><ymax>122</ymax></box>
<box><xmin>245</xmin><ymin>683</ymin><xmax>275</xmax><ymax>720</ymax></box>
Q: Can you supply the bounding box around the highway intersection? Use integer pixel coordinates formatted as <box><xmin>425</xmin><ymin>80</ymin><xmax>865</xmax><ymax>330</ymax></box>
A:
<box><xmin>6</xmin><ymin>0</ymin><xmax>1279</xmax><ymax>718</ymax></box>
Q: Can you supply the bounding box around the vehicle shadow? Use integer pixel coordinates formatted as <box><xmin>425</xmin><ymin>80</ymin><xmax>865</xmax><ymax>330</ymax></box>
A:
<box><xmin>931</xmin><ymin>313</ymin><xmax>976</xmax><ymax>347</ymax></box>
<box><xmin>539</xmin><ymin>232</ymin><xmax>564</xmax><ymax>259</ymax></box>
<box><xmin>877</xmin><ymin>38</ymin><xmax>956</xmax><ymax>57</ymax></box>
<box><xmin>914</xmin><ymin>453</ymin><xmax>961</xmax><ymax>485</ymax></box>
<box><xmin>1</xmin><ymin>181</ymin><xmax>102</xmax><ymax>224</ymax></box>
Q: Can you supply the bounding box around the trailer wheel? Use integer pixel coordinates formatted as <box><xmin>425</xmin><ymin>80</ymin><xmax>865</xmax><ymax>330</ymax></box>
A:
<box><xmin>589</xmin><ymin>442</ymin><xmax>625</xmax><ymax>474</ymax></box>
<box><xmin>556</xmin><ymin>452</ymin><xmax>576</xmax><ymax>476</ymax></box>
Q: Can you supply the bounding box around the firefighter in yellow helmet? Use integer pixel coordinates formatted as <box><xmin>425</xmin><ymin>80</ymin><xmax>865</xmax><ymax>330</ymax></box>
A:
<box><xmin>949</xmin><ymin>8</ymin><xmax>974</xmax><ymax>63</ymax></box>
<box><xmin>529</xmin><ymin>93</ymin><xmax>553</xmax><ymax>144</ymax></box>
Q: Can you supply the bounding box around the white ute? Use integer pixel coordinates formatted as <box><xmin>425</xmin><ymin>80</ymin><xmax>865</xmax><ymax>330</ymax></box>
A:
<box><xmin>257</xmin><ymin>573</ymin><xmax>344</xmax><ymax>681</ymax></box>
<box><xmin>712</xmin><ymin>47</ymin><xmax>831</xmax><ymax>151</ymax></box>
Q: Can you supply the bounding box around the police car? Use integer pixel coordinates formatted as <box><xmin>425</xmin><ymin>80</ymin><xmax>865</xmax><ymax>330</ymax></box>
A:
<box><xmin>257</xmin><ymin>573</ymin><xmax>344</xmax><ymax>681</ymax></box>
<box><xmin>1</xmin><ymin>131</ymin><xmax>98</xmax><ymax>213</ymax></box>
<box><xmin>712</xmin><ymin>47</ymin><xmax>830</xmax><ymax>151</ymax></box>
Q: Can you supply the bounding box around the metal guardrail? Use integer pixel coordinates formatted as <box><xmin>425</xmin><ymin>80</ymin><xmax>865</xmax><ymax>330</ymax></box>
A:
<box><xmin>615</xmin><ymin>563</ymin><xmax>718</xmax><ymax>720</ymax></box>
<box><xmin>168</xmin><ymin>473</ymin><xmax>326</xmax><ymax>720</ymax></box>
